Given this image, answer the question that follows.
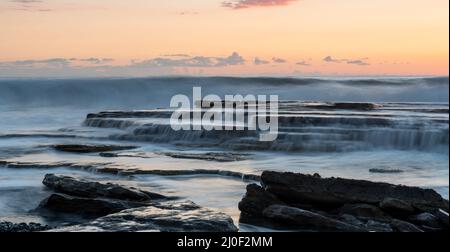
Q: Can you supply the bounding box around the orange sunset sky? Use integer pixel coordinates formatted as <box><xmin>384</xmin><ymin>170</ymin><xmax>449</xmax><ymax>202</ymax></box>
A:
<box><xmin>0</xmin><ymin>0</ymin><xmax>448</xmax><ymax>77</ymax></box>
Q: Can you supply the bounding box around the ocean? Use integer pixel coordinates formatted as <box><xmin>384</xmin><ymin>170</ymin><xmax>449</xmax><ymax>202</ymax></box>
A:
<box><xmin>0</xmin><ymin>76</ymin><xmax>448</xmax><ymax>231</ymax></box>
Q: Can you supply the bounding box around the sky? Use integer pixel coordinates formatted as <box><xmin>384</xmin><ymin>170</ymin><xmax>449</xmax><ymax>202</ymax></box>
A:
<box><xmin>0</xmin><ymin>0</ymin><xmax>448</xmax><ymax>77</ymax></box>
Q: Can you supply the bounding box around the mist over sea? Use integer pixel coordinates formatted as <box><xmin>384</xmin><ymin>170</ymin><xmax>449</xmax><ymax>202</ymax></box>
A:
<box><xmin>0</xmin><ymin>76</ymin><xmax>448</xmax><ymax>108</ymax></box>
<box><xmin>0</xmin><ymin>76</ymin><xmax>448</xmax><ymax>230</ymax></box>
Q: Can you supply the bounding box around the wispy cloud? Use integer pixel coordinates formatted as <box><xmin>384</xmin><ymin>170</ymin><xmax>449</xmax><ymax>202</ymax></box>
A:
<box><xmin>323</xmin><ymin>56</ymin><xmax>370</xmax><ymax>66</ymax></box>
<box><xmin>4</xmin><ymin>0</ymin><xmax>109</xmax><ymax>12</ymax></box>
<box><xmin>0</xmin><ymin>57</ymin><xmax>115</xmax><ymax>68</ymax></box>
<box><xmin>323</xmin><ymin>56</ymin><xmax>341</xmax><ymax>63</ymax></box>
<box><xmin>272</xmin><ymin>57</ymin><xmax>287</xmax><ymax>63</ymax></box>
<box><xmin>254</xmin><ymin>57</ymin><xmax>270</xmax><ymax>65</ymax></box>
<box><xmin>161</xmin><ymin>54</ymin><xmax>191</xmax><ymax>58</ymax></box>
<box><xmin>0</xmin><ymin>53</ymin><xmax>246</xmax><ymax>77</ymax></box>
<box><xmin>346</xmin><ymin>59</ymin><xmax>369</xmax><ymax>66</ymax></box>
<box><xmin>296</xmin><ymin>60</ymin><xmax>310</xmax><ymax>66</ymax></box>
<box><xmin>0</xmin><ymin>58</ymin><xmax>70</xmax><ymax>68</ymax></box>
<box><xmin>222</xmin><ymin>0</ymin><xmax>299</xmax><ymax>10</ymax></box>
<box><xmin>133</xmin><ymin>52</ymin><xmax>245</xmax><ymax>68</ymax></box>
<box><xmin>0</xmin><ymin>53</ymin><xmax>245</xmax><ymax>70</ymax></box>
<box><xmin>77</xmin><ymin>58</ymin><xmax>115</xmax><ymax>64</ymax></box>
<box><xmin>7</xmin><ymin>0</ymin><xmax>54</xmax><ymax>12</ymax></box>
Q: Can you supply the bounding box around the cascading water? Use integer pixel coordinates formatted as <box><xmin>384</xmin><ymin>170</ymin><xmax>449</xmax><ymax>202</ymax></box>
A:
<box><xmin>83</xmin><ymin>101</ymin><xmax>448</xmax><ymax>153</ymax></box>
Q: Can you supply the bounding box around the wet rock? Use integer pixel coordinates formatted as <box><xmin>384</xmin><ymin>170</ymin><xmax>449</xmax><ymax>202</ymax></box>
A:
<box><xmin>101</xmin><ymin>152</ymin><xmax>156</xmax><ymax>159</ymax></box>
<box><xmin>52</xmin><ymin>144</ymin><xmax>136</xmax><ymax>153</ymax></box>
<box><xmin>238</xmin><ymin>184</ymin><xmax>284</xmax><ymax>218</ymax></box>
<box><xmin>47</xmin><ymin>201</ymin><xmax>238</xmax><ymax>232</ymax></box>
<box><xmin>0</xmin><ymin>221</ymin><xmax>51</xmax><ymax>232</ymax></box>
<box><xmin>115</xmin><ymin>169</ymin><xmax>260</xmax><ymax>181</ymax></box>
<box><xmin>99</xmin><ymin>152</ymin><xmax>119</xmax><ymax>158</ymax></box>
<box><xmin>95</xmin><ymin>167</ymin><xmax>122</xmax><ymax>175</ymax></box>
<box><xmin>369</xmin><ymin>168</ymin><xmax>404</xmax><ymax>174</ymax></box>
<box><xmin>338</xmin><ymin>204</ymin><xmax>388</xmax><ymax>220</ymax></box>
<box><xmin>435</xmin><ymin>209</ymin><xmax>449</xmax><ymax>227</ymax></box>
<box><xmin>86</xmin><ymin>110</ymin><xmax>173</xmax><ymax>119</ymax></box>
<box><xmin>332</xmin><ymin>102</ymin><xmax>379</xmax><ymax>110</ymax></box>
<box><xmin>261</xmin><ymin>171</ymin><xmax>448</xmax><ymax>211</ymax></box>
<box><xmin>157</xmin><ymin>152</ymin><xmax>250</xmax><ymax>162</ymax></box>
<box><xmin>365</xmin><ymin>220</ymin><xmax>393</xmax><ymax>232</ymax></box>
<box><xmin>43</xmin><ymin>174</ymin><xmax>166</xmax><ymax>201</ymax></box>
<box><xmin>262</xmin><ymin>205</ymin><xmax>365</xmax><ymax>232</ymax></box>
<box><xmin>38</xmin><ymin>194</ymin><xmax>146</xmax><ymax>216</ymax></box>
<box><xmin>379</xmin><ymin>197</ymin><xmax>415</xmax><ymax>215</ymax></box>
<box><xmin>238</xmin><ymin>171</ymin><xmax>448</xmax><ymax>232</ymax></box>
<box><xmin>339</xmin><ymin>214</ymin><xmax>365</xmax><ymax>227</ymax></box>
<box><xmin>409</xmin><ymin>212</ymin><xmax>442</xmax><ymax>229</ymax></box>
<box><xmin>1</xmin><ymin>159</ymin><xmax>260</xmax><ymax>181</ymax></box>
<box><xmin>390</xmin><ymin>219</ymin><xmax>423</xmax><ymax>232</ymax></box>
<box><xmin>419</xmin><ymin>226</ymin><xmax>444</xmax><ymax>232</ymax></box>
<box><xmin>305</xmin><ymin>102</ymin><xmax>379</xmax><ymax>111</ymax></box>
<box><xmin>413</xmin><ymin>202</ymin><xmax>448</xmax><ymax>213</ymax></box>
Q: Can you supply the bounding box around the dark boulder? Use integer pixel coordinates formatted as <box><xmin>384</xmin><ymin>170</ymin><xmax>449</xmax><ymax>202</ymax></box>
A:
<box><xmin>365</xmin><ymin>220</ymin><xmax>393</xmax><ymax>232</ymax></box>
<box><xmin>435</xmin><ymin>209</ymin><xmax>449</xmax><ymax>227</ymax></box>
<box><xmin>379</xmin><ymin>197</ymin><xmax>415</xmax><ymax>215</ymax></box>
<box><xmin>38</xmin><ymin>194</ymin><xmax>146</xmax><ymax>216</ymax></box>
<box><xmin>238</xmin><ymin>184</ymin><xmax>284</xmax><ymax>217</ymax></box>
<box><xmin>339</xmin><ymin>214</ymin><xmax>365</xmax><ymax>227</ymax></box>
<box><xmin>237</xmin><ymin>171</ymin><xmax>448</xmax><ymax>232</ymax></box>
<box><xmin>262</xmin><ymin>205</ymin><xmax>365</xmax><ymax>232</ymax></box>
<box><xmin>390</xmin><ymin>219</ymin><xmax>423</xmax><ymax>232</ymax></box>
<box><xmin>47</xmin><ymin>201</ymin><xmax>238</xmax><ymax>232</ymax></box>
<box><xmin>408</xmin><ymin>212</ymin><xmax>442</xmax><ymax>229</ymax></box>
<box><xmin>338</xmin><ymin>204</ymin><xmax>388</xmax><ymax>220</ymax></box>
<box><xmin>261</xmin><ymin>171</ymin><xmax>448</xmax><ymax>211</ymax></box>
<box><xmin>43</xmin><ymin>174</ymin><xmax>166</xmax><ymax>201</ymax></box>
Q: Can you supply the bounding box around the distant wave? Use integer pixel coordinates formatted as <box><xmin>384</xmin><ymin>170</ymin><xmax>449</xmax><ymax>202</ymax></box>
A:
<box><xmin>198</xmin><ymin>76</ymin><xmax>450</xmax><ymax>86</ymax></box>
<box><xmin>0</xmin><ymin>77</ymin><xmax>448</xmax><ymax>108</ymax></box>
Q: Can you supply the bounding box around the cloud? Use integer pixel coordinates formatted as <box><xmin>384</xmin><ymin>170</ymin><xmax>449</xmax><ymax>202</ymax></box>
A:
<box><xmin>216</xmin><ymin>52</ymin><xmax>246</xmax><ymax>66</ymax></box>
<box><xmin>296</xmin><ymin>60</ymin><xmax>310</xmax><ymax>66</ymax></box>
<box><xmin>254</xmin><ymin>57</ymin><xmax>270</xmax><ymax>65</ymax></box>
<box><xmin>0</xmin><ymin>57</ymin><xmax>116</xmax><ymax>68</ymax></box>
<box><xmin>0</xmin><ymin>58</ymin><xmax>70</xmax><ymax>68</ymax></box>
<box><xmin>78</xmin><ymin>58</ymin><xmax>115</xmax><ymax>64</ymax></box>
<box><xmin>222</xmin><ymin>0</ymin><xmax>299</xmax><ymax>9</ymax></box>
<box><xmin>0</xmin><ymin>53</ymin><xmax>245</xmax><ymax>72</ymax></box>
<box><xmin>134</xmin><ymin>52</ymin><xmax>245</xmax><ymax>68</ymax></box>
<box><xmin>346</xmin><ymin>59</ymin><xmax>369</xmax><ymax>66</ymax></box>
<box><xmin>323</xmin><ymin>56</ymin><xmax>369</xmax><ymax>66</ymax></box>
<box><xmin>161</xmin><ymin>54</ymin><xmax>191</xmax><ymax>58</ymax></box>
<box><xmin>7</xmin><ymin>0</ymin><xmax>54</xmax><ymax>12</ymax></box>
<box><xmin>323</xmin><ymin>56</ymin><xmax>341</xmax><ymax>63</ymax></box>
<box><xmin>272</xmin><ymin>57</ymin><xmax>287</xmax><ymax>64</ymax></box>
<box><xmin>0</xmin><ymin>53</ymin><xmax>248</xmax><ymax>77</ymax></box>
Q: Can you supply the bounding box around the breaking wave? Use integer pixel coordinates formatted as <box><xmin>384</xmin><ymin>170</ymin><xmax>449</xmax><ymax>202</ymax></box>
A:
<box><xmin>0</xmin><ymin>77</ymin><xmax>448</xmax><ymax>108</ymax></box>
